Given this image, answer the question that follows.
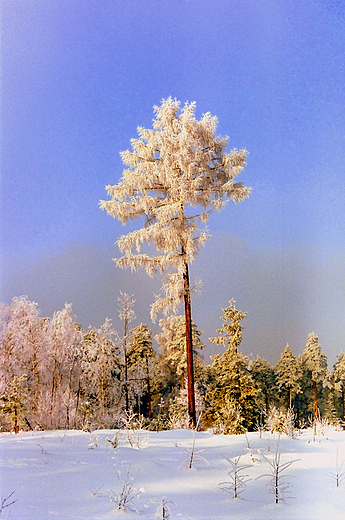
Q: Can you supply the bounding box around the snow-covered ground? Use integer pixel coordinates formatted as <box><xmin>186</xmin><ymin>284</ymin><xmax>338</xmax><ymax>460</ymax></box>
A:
<box><xmin>1</xmin><ymin>427</ymin><xmax>345</xmax><ymax>519</ymax></box>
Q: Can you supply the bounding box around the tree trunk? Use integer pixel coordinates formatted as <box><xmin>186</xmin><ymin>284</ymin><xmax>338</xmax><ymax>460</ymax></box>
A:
<box><xmin>182</xmin><ymin>255</ymin><xmax>196</xmax><ymax>429</ymax></box>
<box><xmin>288</xmin><ymin>387</ymin><xmax>291</xmax><ymax>410</ymax></box>
<box><xmin>14</xmin><ymin>406</ymin><xmax>19</xmax><ymax>434</ymax></box>
<box><xmin>146</xmin><ymin>358</ymin><xmax>152</xmax><ymax>422</ymax></box>
<box><xmin>123</xmin><ymin>320</ymin><xmax>129</xmax><ymax>412</ymax></box>
<box><xmin>313</xmin><ymin>380</ymin><xmax>319</xmax><ymax>420</ymax></box>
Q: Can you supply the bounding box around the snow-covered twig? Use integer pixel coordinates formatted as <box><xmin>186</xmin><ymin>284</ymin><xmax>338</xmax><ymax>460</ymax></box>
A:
<box><xmin>0</xmin><ymin>490</ymin><xmax>16</xmax><ymax>515</ymax></box>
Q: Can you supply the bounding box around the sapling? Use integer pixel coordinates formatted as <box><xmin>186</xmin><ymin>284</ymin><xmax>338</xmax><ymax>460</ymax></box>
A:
<box><xmin>257</xmin><ymin>439</ymin><xmax>299</xmax><ymax>503</ymax></box>
<box><xmin>153</xmin><ymin>498</ymin><xmax>174</xmax><ymax>519</ymax></box>
<box><xmin>88</xmin><ymin>431</ymin><xmax>100</xmax><ymax>449</ymax></box>
<box><xmin>219</xmin><ymin>454</ymin><xmax>252</xmax><ymax>498</ymax></box>
<box><xmin>327</xmin><ymin>448</ymin><xmax>345</xmax><ymax>487</ymax></box>
<box><xmin>109</xmin><ymin>467</ymin><xmax>142</xmax><ymax>513</ymax></box>
<box><xmin>183</xmin><ymin>414</ymin><xmax>208</xmax><ymax>469</ymax></box>
<box><xmin>118</xmin><ymin>410</ymin><xmax>142</xmax><ymax>448</ymax></box>
<box><xmin>244</xmin><ymin>434</ymin><xmax>259</xmax><ymax>463</ymax></box>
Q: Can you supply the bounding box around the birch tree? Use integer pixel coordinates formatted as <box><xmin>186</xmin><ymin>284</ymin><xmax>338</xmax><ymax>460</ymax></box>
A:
<box><xmin>99</xmin><ymin>97</ymin><xmax>251</xmax><ymax>427</ymax></box>
<box><xmin>118</xmin><ymin>291</ymin><xmax>136</xmax><ymax>412</ymax></box>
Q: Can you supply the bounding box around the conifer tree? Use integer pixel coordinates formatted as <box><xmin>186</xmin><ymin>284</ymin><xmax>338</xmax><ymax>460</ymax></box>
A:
<box><xmin>205</xmin><ymin>300</ymin><xmax>257</xmax><ymax>432</ymax></box>
<box><xmin>154</xmin><ymin>315</ymin><xmax>205</xmax><ymax>391</ymax></box>
<box><xmin>128</xmin><ymin>323</ymin><xmax>156</xmax><ymax>420</ymax></box>
<box><xmin>275</xmin><ymin>344</ymin><xmax>301</xmax><ymax>410</ymax></box>
<box><xmin>250</xmin><ymin>356</ymin><xmax>277</xmax><ymax>414</ymax></box>
<box><xmin>301</xmin><ymin>332</ymin><xmax>328</xmax><ymax>420</ymax></box>
<box><xmin>333</xmin><ymin>351</ymin><xmax>345</xmax><ymax>421</ymax></box>
<box><xmin>99</xmin><ymin>98</ymin><xmax>251</xmax><ymax>427</ymax></box>
<box><xmin>83</xmin><ymin>319</ymin><xmax>122</xmax><ymax>424</ymax></box>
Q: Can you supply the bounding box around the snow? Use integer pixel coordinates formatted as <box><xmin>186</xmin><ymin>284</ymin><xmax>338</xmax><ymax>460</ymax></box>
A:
<box><xmin>1</xmin><ymin>428</ymin><xmax>345</xmax><ymax>519</ymax></box>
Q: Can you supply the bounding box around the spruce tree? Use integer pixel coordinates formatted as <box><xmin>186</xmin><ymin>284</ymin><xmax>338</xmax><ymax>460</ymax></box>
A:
<box><xmin>250</xmin><ymin>356</ymin><xmax>277</xmax><ymax>414</ymax></box>
<box><xmin>128</xmin><ymin>323</ymin><xmax>156</xmax><ymax>420</ymax></box>
<box><xmin>333</xmin><ymin>351</ymin><xmax>345</xmax><ymax>422</ymax></box>
<box><xmin>205</xmin><ymin>300</ymin><xmax>257</xmax><ymax>432</ymax></box>
<box><xmin>99</xmin><ymin>98</ymin><xmax>251</xmax><ymax>427</ymax></box>
<box><xmin>275</xmin><ymin>344</ymin><xmax>301</xmax><ymax>410</ymax></box>
<box><xmin>301</xmin><ymin>332</ymin><xmax>328</xmax><ymax>420</ymax></box>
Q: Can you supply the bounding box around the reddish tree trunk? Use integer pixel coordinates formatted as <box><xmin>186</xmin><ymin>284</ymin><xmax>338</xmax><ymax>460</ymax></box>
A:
<box><xmin>183</xmin><ymin>255</ymin><xmax>196</xmax><ymax>429</ymax></box>
<box><xmin>313</xmin><ymin>380</ymin><xmax>319</xmax><ymax>419</ymax></box>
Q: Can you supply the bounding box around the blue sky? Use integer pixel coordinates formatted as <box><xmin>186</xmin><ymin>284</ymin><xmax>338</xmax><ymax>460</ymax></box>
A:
<box><xmin>1</xmin><ymin>0</ymin><xmax>345</xmax><ymax>364</ymax></box>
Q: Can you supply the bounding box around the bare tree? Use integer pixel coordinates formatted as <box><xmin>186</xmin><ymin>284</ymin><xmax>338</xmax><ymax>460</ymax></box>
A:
<box><xmin>100</xmin><ymin>97</ymin><xmax>251</xmax><ymax>427</ymax></box>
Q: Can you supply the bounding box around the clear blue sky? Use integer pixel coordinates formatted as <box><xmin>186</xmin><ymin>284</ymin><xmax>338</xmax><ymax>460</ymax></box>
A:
<box><xmin>1</xmin><ymin>0</ymin><xmax>345</xmax><ymax>364</ymax></box>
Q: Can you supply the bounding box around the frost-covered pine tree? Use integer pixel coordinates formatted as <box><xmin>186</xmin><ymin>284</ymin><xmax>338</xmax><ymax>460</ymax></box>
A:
<box><xmin>127</xmin><ymin>323</ymin><xmax>155</xmax><ymax>419</ymax></box>
<box><xmin>301</xmin><ymin>332</ymin><xmax>328</xmax><ymax>420</ymax></box>
<box><xmin>205</xmin><ymin>300</ymin><xmax>257</xmax><ymax>432</ymax></box>
<box><xmin>100</xmin><ymin>98</ymin><xmax>251</xmax><ymax>427</ymax></box>
<box><xmin>154</xmin><ymin>315</ymin><xmax>205</xmax><ymax>391</ymax></box>
<box><xmin>275</xmin><ymin>344</ymin><xmax>301</xmax><ymax>410</ymax></box>
<box><xmin>333</xmin><ymin>351</ymin><xmax>345</xmax><ymax>422</ymax></box>
<box><xmin>250</xmin><ymin>356</ymin><xmax>277</xmax><ymax>414</ymax></box>
<box><xmin>83</xmin><ymin>318</ymin><xmax>122</xmax><ymax>425</ymax></box>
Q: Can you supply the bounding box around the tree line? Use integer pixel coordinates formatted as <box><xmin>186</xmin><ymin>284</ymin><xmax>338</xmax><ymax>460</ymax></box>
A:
<box><xmin>1</xmin><ymin>295</ymin><xmax>344</xmax><ymax>434</ymax></box>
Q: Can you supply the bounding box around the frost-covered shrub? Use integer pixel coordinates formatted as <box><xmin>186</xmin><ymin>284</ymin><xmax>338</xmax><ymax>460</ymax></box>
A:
<box><xmin>266</xmin><ymin>407</ymin><xmax>295</xmax><ymax>437</ymax></box>
<box><xmin>168</xmin><ymin>390</ymin><xmax>189</xmax><ymax>429</ymax></box>
<box><xmin>210</xmin><ymin>401</ymin><xmax>246</xmax><ymax>435</ymax></box>
<box><xmin>109</xmin><ymin>468</ymin><xmax>142</xmax><ymax>513</ymax></box>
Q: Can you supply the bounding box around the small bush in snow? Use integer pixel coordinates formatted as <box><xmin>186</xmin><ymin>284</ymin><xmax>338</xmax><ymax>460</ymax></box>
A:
<box><xmin>109</xmin><ymin>467</ymin><xmax>142</xmax><ymax>513</ymax></box>
<box><xmin>219</xmin><ymin>454</ymin><xmax>252</xmax><ymax>498</ymax></box>
<box><xmin>266</xmin><ymin>407</ymin><xmax>295</xmax><ymax>438</ymax></box>
<box><xmin>88</xmin><ymin>431</ymin><xmax>100</xmax><ymax>449</ymax></box>
<box><xmin>106</xmin><ymin>431</ymin><xmax>120</xmax><ymax>449</ymax></box>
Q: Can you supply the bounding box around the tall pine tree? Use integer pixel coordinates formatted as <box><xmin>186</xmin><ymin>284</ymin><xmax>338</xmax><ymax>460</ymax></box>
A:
<box><xmin>100</xmin><ymin>98</ymin><xmax>251</xmax><ymax>427</ymax></box>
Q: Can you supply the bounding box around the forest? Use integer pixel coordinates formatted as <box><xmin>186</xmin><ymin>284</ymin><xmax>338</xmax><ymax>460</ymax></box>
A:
<box><xmin>1</xmin><ymin>294</ymin><xmax>345</xmax><ymax>435</ymax></box>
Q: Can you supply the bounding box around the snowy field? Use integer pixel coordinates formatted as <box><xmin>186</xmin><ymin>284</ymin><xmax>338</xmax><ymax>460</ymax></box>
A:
<box><xmin>1</xmin><ymin>428</ymin><xmax>345</xmax><ymax>520</ymax></box>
